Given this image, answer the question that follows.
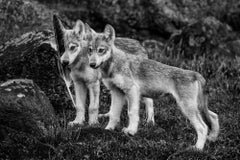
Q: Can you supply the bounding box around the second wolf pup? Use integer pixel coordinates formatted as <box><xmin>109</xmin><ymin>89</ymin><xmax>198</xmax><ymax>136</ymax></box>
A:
<box><xmin>86</xmin><ymin>24</ymin><xmax>219</xmax><ymax>150</ymax></box>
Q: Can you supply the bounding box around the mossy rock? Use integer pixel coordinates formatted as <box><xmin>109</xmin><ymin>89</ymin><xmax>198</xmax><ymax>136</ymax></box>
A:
<box><xmin>0</xmin><ymin>79</ymin><xmax>57</xmax><ymax>139</ymax></box>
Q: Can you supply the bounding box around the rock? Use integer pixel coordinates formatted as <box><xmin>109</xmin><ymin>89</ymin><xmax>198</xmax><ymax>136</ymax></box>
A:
<box><xmin>164</xmin><ymin>17</ymin><xmax>235</xmax><ymax>59</ymax></box>
<box><xmin>0</xmin><ymin>30</ymin><xmax>71</xmax><ymax>112</ymax></box>
<box><xmin>0</xmin><ymin>79</ymin><xmax>56</xmax><ymax>138</ymax></box>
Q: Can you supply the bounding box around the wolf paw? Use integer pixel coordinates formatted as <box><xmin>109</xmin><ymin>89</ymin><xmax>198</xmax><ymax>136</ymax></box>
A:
<box><xmin>144</xmin><ymin>119</ymin><xmax>155</xmax><ymax>127</ymax></box>
<box><xmin>122</xmin><ymin>127</ymin><xmax>137</xmax><ymax>136</ymax></box>
<box><xmin>146</xmin><ymin>117</ymin><xmax>155</xmax><ymax>126</ymax></box>
<box><xmin>207</xmin><ymin>134</ymin><xmax>218</xmax><ymax>142</ymax></box>
<box><xmin>68</xmin><ymin>120</ymin><xmax>84</xmax><ymax>127</ymax></box>
<box><xmin>105</xmin><ymin>125</ymin><xmax>115</xmax><ymax>130</ymax></box>
<box><xmin>89</xmin><ymin>114</ymin><xmax>99</xmax><ymax>126</ymax></box>
<box><xmin>186</xmin><ymin>145</ymin><xmax>203</xmax><ymax>152</ymax></box>
<box><xmin>88</xmin><ymin>120</ymin><xmax>99</xmax><ymax>126</ymax></box>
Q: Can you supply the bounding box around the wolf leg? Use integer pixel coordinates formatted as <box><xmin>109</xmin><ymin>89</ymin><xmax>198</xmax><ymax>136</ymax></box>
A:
<box><xmin>177</xmin><ymin>98</ymin><xmax>208</xmax><ymax>150</ymax></box>
<box><xmin>207</xmin><ymin>110</ymin><xmax>219</xmax><ymax>141</ymax></box>
<box><xmin>98</xmin><ymin>112</ymin><xmax>109</xmax><ymax>118</ymax></box>
<box><xmin>142</xmin><ymin>97</ymin><xmax>155</xmax><ymax>125</ymax></box>
<box><xmin>122</xmin><ymin>86</ymin><xmax>140</xmax><ymax>135</ymax></box>
<box><xmin>88</xmin><ymin>80</ymin><xmax>100</xmax><ymax>125</ymax></box>
<box><xmin>105</xmin><ymin>88</ymin><xmax>125</xmax><ymax>130</ymax></box>
<box><xmin>99</xmin><ymin>97</ymin><xmax>128</xmax><ymax>118</ymax></box>
<box><xmin>69</xmin><ymin>81</ymin><xmax>87</xmax><ymax>126</ymax></box>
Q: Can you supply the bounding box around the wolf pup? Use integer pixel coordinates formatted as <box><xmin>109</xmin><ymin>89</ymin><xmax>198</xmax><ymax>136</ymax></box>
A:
<box><xmin>53</xmin><ymin>16</ymin><xmax>155</xmax><ymax>126</ymax></box>
<box><xmin>86</xmin><ymin>24</ymin><xmax>219</xmax><ymax>150</ymax></box>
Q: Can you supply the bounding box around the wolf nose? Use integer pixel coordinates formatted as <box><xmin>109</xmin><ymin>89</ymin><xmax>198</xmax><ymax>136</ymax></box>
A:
<box><xmin>90</xmin><ymin>62</ymin><xmax>96</xmax><ymax>68</ymax></box>
<box><xmin>61</xmin><ymin>60</ymin><xmax>69</xmax><ymax>68</ymax></box>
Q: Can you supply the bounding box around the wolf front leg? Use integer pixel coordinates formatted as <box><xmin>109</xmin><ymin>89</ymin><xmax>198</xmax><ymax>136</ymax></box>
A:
<box><xmin>88</xmin><ymin>80</ymin><xmax>100</xmax><ymax>125</ymax></box>
<box><xmin>122</xmin><ymin>86</ymin><xmax>140</xmax><ymax>135</ymax></box>
<box><xmin>68</xmin><ymin>81</ymin><xmax>87</xmax><ymax>126</ymax></box>
<box><xmin>105</xmin><ymin>88</ymin><xmax>125</xmax><ymax>130</ymax></box>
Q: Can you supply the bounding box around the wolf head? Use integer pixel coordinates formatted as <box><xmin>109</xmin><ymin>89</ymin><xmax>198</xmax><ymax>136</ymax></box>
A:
<box><xmin>86</xmin><ymin>24</ymin><xmax>115</xmax><ymax>69</ymax></box>
<box><xmin>53</xmin><ymin>16</ymin><xmax>87</xmax><ymax>67</ymax></box>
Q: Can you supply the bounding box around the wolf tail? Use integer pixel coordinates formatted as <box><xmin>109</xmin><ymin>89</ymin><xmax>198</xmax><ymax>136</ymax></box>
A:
<box><xmin>196</xmin><ymin>73</ymin><xmax>219</xmax><ymax>141</ymax></box>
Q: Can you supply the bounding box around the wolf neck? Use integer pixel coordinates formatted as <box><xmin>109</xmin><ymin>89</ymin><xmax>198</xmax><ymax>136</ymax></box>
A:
<box><xmin>100</xmin><ymin>44</ymin><xmax>125</xmax><ymax>78</ymax></box>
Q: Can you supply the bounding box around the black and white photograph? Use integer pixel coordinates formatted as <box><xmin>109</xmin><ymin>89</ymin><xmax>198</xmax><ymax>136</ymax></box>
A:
<box><xmin>0</xmin><ymin>0</ymin><xmax>239</xmax><ymax>159</ymax></box>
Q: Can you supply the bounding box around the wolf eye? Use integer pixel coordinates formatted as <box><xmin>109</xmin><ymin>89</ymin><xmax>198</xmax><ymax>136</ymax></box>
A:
<box><xmin>70</xmin><ymin>46</ymin><xmax>76</xmax><ymax>51</ymax></box>
<box><xmin>69</xmin><ymin>44</ymin><xmax>78</xmax><ymax>52</ymax></box>
<box><xmin>88</xmin><ymin>47</ymin><xmax>93</xmax><ymax>53</ymax></box>
<box><xmin>98</xmin><ymin>48</ymin><xmax>105</xmax><ymax>54</ymax></box>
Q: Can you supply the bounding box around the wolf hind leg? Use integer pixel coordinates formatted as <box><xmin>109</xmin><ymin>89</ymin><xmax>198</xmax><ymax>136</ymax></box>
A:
<box><xmin>207</xmin><ymin>110</ymin><xmax>219</xmax><ymax>141</ymax></box>
<box><xmin>142</xmin><ymin>97</ymin><xmax>155</xmax><ymax>125</ymax></box>
<box><xmin>105</xmin><ymin>88</ymin><xmax>125</xmax><ymax>130</ymax></box>
<box><xmin>88</xmin><ymin>80</ymin><xmax>100</xmax><ymax>125</ymax></box>
<box><xmin>177</xmin><ymin>98</ymin><xmax>208</xmax><ymax>150</ymax></box>
<box><xmin>69</xmin><ymin>81</ymin><xmax>87</xmax><ymax>126</ymax></box>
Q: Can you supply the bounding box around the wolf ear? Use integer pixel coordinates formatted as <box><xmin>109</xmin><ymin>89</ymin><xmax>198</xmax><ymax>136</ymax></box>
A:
<box><xmin>84</xmin><ymin>23</ymin><xmax>97</xmax><ymax>40</ymax></box>
<box><xmin>53</xmin><ymin>14</ymin><xmax>66</xmax><ymax>32</ymax></box>
<box><xmin>74</xmin><ymin>20</ymin><xmax>85</xmax><ymax>35</ymax></box>
<box><xmin>84</xmin><ymin>23</ymin><xmax>92</xmax><ymax>34</ymax></box>
<box><xmin>52</xmin><ymin>14</ymin><xmax>66</xmax><ymax>55</ymax></box>
<box><xmin>104</xmin><ymin>24</ymin><xmax>115</xmax><ymax>43</ymax></box>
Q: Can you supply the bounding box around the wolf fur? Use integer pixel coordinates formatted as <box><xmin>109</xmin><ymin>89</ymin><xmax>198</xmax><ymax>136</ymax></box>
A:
<box><xmin>52</xmin><ymin>16</ymin><xmax>155</xmax><ymax>125</ymax></box>
<box><xmin>86</xmin><ymin>24</ymin><xmax>219</xmax><ymax>150</ymax></box>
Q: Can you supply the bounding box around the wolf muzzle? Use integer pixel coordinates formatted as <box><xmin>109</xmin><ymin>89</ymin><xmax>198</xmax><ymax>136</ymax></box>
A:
<box><xmin>89</xmin><ymin>62</ymin><xmax>99</xmax><ymax>69</ymax></box>
<box><xmin>61</xmin><ymin>60</ymin><xmax>70</xmax><ymax>69</ymax></box>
